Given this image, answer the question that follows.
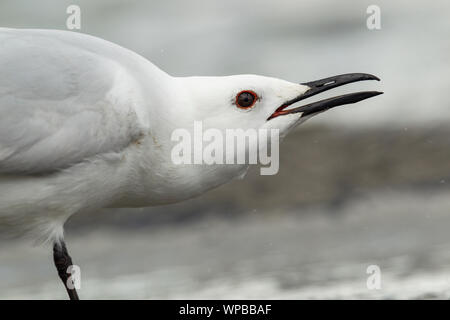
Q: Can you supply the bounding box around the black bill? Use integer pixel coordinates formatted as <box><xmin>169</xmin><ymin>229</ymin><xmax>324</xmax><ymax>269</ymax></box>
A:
<box><xmin>268</xmin><ymin>73</ymin><xmax>383</xmax><ymax>120</ymax></box>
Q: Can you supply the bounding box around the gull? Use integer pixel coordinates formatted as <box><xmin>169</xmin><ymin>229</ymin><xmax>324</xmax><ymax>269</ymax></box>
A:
<box><xmin>0</xmin><ymin>28</ymin><xmax>382</xmax><ymax>299</ymax></box>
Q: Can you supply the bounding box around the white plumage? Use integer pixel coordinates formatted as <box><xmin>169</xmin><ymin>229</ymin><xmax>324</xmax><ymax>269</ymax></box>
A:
<box><xmin>0</xmin><ymin>28</ymin><xmax>380</xmax><ymax>247</ymax></box>
<box><xmin>0</xmin><ymin>28</ymin><xmax>314</xmax><ymax>243</ymax></box>
<box><xmin>0</xmin><ymin>28</ymin><xmax>163</xmax><ymax>241</ymax></box>
<box><xmin>0</xmin><ymin>28</ymin><xmax>152</xmax><ymax>174</ymax></box>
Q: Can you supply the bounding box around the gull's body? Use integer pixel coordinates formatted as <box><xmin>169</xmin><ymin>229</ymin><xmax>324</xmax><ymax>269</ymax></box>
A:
<box><xmin>0</xmin><ymin>28</ymin><xmax>249</xmax><ymax>240</ymax></box>
<box><xmin>0</xmin><ymin>28</ymin><xmax>382</xmax><ymax>299</ymax></box>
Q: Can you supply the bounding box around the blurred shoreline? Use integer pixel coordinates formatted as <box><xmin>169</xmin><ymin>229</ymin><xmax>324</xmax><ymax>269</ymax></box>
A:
<box><xmin>3</xmin><ymin>185</ymin><xmax>450</xmax><ymax>299</ymax></box>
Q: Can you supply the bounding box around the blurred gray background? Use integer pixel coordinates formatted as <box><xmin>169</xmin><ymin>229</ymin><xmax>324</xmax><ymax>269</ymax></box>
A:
<box><xmin>1</xmin><ymin>0</ymin><xmax>450</xmax><ymax>299</ymax></box>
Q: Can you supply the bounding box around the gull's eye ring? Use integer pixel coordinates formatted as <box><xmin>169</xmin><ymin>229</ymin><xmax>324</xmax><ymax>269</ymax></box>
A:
<box><xmin>235</xmin><ymin>90</ymin><xmax>258</xmax><ymax>109</ymax></box>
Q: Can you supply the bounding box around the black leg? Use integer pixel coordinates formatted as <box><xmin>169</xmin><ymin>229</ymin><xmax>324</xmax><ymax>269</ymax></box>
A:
<box><xmin>53</xmin><ymin>240</ymin><xmax>80</xmax><ymax>300</ymax></box>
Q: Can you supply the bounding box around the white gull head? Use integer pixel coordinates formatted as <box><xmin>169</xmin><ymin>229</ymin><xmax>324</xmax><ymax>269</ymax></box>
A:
<box><xmin>175</xmin><ymin>74</ymin><xmax>311</xmax><ymax>135</ymax></box>
<box><xmin>134</xmin><ymin>73</ymin><xmax>382</xmax><ymax>204</ymax></box>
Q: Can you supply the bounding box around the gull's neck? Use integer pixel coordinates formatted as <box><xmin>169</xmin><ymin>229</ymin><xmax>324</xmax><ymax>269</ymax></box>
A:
<box><xmin>112</xmin><ymin>69</ymin><xmax>248</xmax><ymax>207</ymax></box>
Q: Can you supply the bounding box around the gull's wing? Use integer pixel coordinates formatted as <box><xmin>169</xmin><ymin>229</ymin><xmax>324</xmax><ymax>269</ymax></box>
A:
<box><xmin>0</xmin><ymin>29</ymin><xmax>144</xmax><ymax>175</ymax></box>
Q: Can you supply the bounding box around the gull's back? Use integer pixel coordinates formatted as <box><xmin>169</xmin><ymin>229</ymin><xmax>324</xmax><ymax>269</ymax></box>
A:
<box><xmin>0</xmin><ymin>28</ymin><xmax>150</xmax><ymax>174</ymax></box>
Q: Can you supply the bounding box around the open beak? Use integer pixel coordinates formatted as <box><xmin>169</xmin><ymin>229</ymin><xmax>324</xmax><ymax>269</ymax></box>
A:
<box><xmin>268</xmin><ymin>73</ymin><xmax>383</xmax><ymax>120</ymax></box>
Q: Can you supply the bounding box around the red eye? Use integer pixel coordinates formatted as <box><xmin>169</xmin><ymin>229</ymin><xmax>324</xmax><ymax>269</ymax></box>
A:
<box><xmin>235</xmin><ymin>90</ymin><xmax>258</xmax><ymax>109</ymax></box>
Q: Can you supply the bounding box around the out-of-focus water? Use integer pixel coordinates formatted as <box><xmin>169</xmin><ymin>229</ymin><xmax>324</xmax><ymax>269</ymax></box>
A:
<box><xmin>2</xmin><ymin>188</ymin><xmax>450</xmax><ymax>299</ymax></box>
<box><xmin>0</xmin><ymin>0</ymin><xmax>449</xmax><ymax>128</ymax></box>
